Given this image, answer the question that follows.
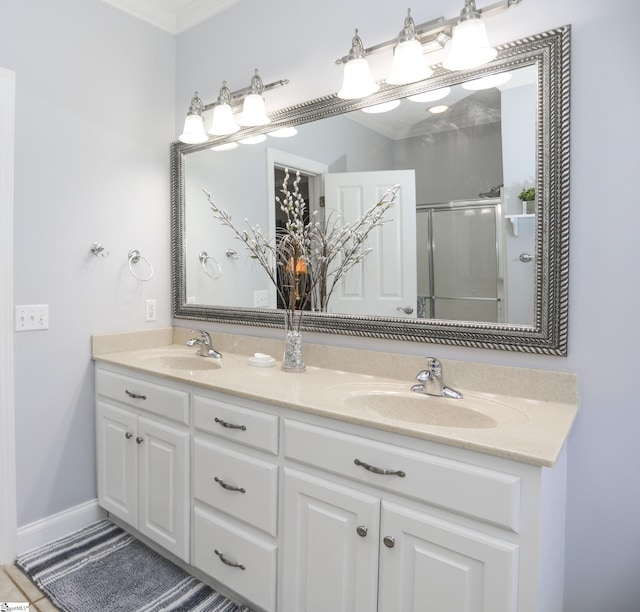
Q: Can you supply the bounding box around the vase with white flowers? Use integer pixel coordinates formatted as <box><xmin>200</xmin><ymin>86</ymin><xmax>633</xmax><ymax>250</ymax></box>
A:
<box><xmin>203</xmin><ymin>169</ymin><xmax>398</xmax><ymax>372</ymax></box>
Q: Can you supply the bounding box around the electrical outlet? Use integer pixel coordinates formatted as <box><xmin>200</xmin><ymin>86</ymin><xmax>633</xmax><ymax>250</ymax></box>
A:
<box><xmin>15</xmin><ymin>304</ymin><xmax>49</xmax><ymax>331</ymax></box>
<box><xmin>145</xmin><ymin>299</ymin><xmax>157</xmax><ymax>322</ymax></box>
<box><xmin>253</xmin><ymin>290</ymin><xmax>269</xmax><ymax>308</ymax></box>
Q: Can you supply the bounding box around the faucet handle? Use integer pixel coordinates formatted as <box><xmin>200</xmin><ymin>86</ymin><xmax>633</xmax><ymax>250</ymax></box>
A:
<box><xmin>190</xmin><ymin>329</ymin><xmax>211</xmax><ymax>344</ymax></box>
<box><xmin>425</xmin><ymin>357</ymin><xmax>442</xmax><ymax>376</ymax></box>
<box><xmin>415</xmin><ymin>369</ymin><xmax>431</xmax><ymax>383</ymax></box>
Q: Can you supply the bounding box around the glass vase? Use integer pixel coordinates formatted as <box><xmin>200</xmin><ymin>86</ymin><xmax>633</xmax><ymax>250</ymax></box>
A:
<box><xmin>281</xmin><ymin>314</ymin><xmax>305</xmax><ymax>372</ymax></box>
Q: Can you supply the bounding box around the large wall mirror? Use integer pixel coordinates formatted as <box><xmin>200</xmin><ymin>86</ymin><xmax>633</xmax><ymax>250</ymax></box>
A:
<box><xmin>172</xmin><ymin>26</ymin><xmax>570</xmax><ymax>355</ymax></box>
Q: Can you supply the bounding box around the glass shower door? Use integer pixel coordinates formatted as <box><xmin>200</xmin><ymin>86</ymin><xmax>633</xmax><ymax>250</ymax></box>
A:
<box><xmin>417</xmin><ymin>201</ymin><xmax>504</xmax><ymax>323</ymax></box>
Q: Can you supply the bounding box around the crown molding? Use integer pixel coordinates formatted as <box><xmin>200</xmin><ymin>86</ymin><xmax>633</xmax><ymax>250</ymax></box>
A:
<box><xmin>101</xmin><ymin>0</ymin><xmax>241</xmax><ymax>34</ymax></box>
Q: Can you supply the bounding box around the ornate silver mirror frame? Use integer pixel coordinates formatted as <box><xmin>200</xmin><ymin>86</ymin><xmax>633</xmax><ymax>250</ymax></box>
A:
<box><xmin>171</xmin><ymin>26</ymin><xmax>570</xmax><ymax>355</ymax></box>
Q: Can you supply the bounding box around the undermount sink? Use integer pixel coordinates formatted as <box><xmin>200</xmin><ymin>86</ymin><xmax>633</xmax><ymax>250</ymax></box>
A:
<box><xmin>330</xmin><ymin>383</ymin><xmax>529</xmax><ymax>429</ymax></box>
<box><xmin>140</xmin><ymin>352</ymin><xmax>224</xmax><ymax>371</ymax></box>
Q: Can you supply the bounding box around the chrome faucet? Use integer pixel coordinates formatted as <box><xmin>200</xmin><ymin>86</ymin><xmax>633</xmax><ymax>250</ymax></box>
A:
<box><xmin>186</xmin><ymin>330</ymin><xmax>222</xmax><ymax>359</ymax></box>
<box><xmin>411</xmin><ymin>357</ymin><xmax>463</xmax><ymax>399</ymax></box>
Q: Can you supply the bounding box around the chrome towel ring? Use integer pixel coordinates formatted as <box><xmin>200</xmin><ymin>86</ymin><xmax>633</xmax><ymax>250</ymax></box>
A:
<box><xmin>199</xmin><ymin>251</ymin><xmax>222</xmax><ymax>279</ymax></box>
<box><xmin>128</xmin><ymin>249</ymin><xmax>154</xmax><ymax>281</ymax></box>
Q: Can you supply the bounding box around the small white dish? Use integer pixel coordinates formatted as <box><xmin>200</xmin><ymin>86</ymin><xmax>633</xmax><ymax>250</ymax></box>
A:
<box><xmin>248</xmin><ymin>354</ymin><xmax>276</xmax><ymax>367</ymax></box>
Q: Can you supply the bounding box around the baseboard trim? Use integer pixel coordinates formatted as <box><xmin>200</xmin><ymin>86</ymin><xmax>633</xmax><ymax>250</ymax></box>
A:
<box><xmin>16</xmin><ymin>499</ymin><xmax>106</xmax><ymax>556</ymax></box>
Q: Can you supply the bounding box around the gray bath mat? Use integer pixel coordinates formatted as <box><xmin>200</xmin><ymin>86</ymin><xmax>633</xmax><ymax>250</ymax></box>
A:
<box><xmin>16</xmin><ymin>519</ymin><xmax>252</xmax><ymax>611</ymax></box>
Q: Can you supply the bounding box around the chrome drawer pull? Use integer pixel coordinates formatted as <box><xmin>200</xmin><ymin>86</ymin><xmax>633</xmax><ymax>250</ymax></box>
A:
<box><xmin>214</xmin><ymin>549</ymin><xmax>245</xmax><ymax>570</ymax></box>
<box><xmin>354</xmin><ymin>458</ymin><xmax>406</xmax><ymax>478</ymax></box>
<box><xmin>125</xmin><ymin>390</ymin><xmax>147</xmax><ymax>400</ymax></box>
<box><xmin>214</xmin><ymin>477</ymin><xmax>246</xmax><ymax>494</ymax></box>
<box><xmin>214</xmin><ymin>417</ymin><xmax>247</xmax><ymax>431</ymax></box>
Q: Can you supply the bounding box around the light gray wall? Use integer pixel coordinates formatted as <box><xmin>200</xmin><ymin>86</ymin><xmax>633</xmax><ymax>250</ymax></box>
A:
<box><xmin>0</xmin><ymin>0</ymin><xmax>175</xmax><ymax>525</ymax></box>
<box><xmin>175</xmin><ymin>1</ymin><xmax>640</xmax><ymax>610</ymax></box>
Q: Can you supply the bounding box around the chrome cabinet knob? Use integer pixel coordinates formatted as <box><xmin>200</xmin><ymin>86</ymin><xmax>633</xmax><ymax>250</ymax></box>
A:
<box><xmin>356</xmin><ymin>525</ymin><xmax>368</xmax><ymax>537</ymax></box>
<box><xmin>125</xmin><ymin>432</ymin><xmax>133</xmax><ymax>439</ymax></box>
<box><xmin>135</xmin><ymin>436</ymin><xmax>144</xmax><ymax>444</ymax></box>
<box><xmin>383</xmin><ymin>536</ymin><xmax>395</xmax><ymax>548</ymax></box>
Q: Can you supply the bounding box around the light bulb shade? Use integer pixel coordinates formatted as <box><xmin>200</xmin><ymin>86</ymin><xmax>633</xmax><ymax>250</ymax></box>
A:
<box><xmin>179</xmin><ymin>113</ymin><xmax>207</xmax><ymax>144</ymax></box>
<box><xmin>387</xmin><ymin>39</ymin><xmax>433</xmax><ymax>85</ymax></box>
<box><xmin>441</xmin><ymin>18</ymin><xmax>497</xmax><ymax>71</ymax></box>
<box><xmin>238</xmin><ymin>93</ymin><xmax>270</xmax><ymax>126</ymax></box>
<box><xmin>338</xmin><ymin>57</ymin><xmax>380</xmax><ymax>99</ymax></box>
<box><xmin>209</xmin><ymin>103</ymin><xmax>239</xmax><ymax>135</ymax></box>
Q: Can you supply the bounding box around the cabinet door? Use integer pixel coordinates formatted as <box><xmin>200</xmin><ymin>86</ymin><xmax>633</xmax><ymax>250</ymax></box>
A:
<box><xmin>378</xmin><ymin>502</ymin><xmax>519</xmax><ymax>612</ymax></box>
<box><xmin>282</xmin><ymin>469</ymin><xmax>380</xmax><ymax>612</ymax></box>
<box><xmin>137</xmin><ymin>416</ymin><xmax>190</xmax><ymax>562</ymax></box>
<box><xmin>96</xmin><ymin>402</ymin><xmax>138</xmax><ymax>527</ymax></box>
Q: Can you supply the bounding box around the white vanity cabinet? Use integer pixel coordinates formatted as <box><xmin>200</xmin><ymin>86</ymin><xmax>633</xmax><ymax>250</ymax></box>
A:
<box><xmin>95</xmin><ymin>367</ymin><xmax>190</xmax><ymax>562</ymax></box>
<box><xmin>94</xmin><ymin>359</ymin><xmax>568</xmax><ymax>612</ymax></box>
<box><xmin>191</xmin><ymin>393</ymin><xmax>279</xmax><ymax>612</ymax></box>
<box><xmin>282</xmin><ymin>418</ymin><xmax>557</xmax><ymax>612</ymax></box>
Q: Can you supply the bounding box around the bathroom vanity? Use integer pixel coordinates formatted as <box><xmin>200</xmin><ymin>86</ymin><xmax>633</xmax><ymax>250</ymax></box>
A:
<box><xmin>93</xmin><ymin>329</ymin><xmax>577</xmax><ymax>612</ymax></box>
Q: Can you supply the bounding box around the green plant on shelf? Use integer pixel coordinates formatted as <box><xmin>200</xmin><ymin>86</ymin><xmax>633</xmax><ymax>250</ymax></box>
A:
<box><xmin>518</xmin><ymin>187</ymin><xmax>535</xmax><ymax>202</ymax></box>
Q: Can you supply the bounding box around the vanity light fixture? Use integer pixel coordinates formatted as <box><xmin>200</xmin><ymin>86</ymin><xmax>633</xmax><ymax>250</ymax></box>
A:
<box><xmin>335</xmin><ymin>0</ymin><xmax>522</xmax><ymax>98</ymax></box>
<box><xmin>209</xmin><ymin>81</ymin><xmax>239</xmax><ymax>135</ymax></box>
<box><xmin>178</xmin><ymin>72</ymin><xmax>288</xmax><ymax>143</ymax></box>
<box><xmin>387</xmin><ymin>9</ymin><xmax>433</xmax><ymax>85</ymax></box>
<box><xmin>337</xmin><ymin>30</ymin><xmax>380</xmax><ymax>99</ymax></box>
<box><xmin>238</xmin><ymin>69</ymin><xmax>271</xmax><ymax>127</ymax></box>
<box><xmin>178</xmin><ymin>92</ymin><xmax>208</xmax><ymax>144</ymax></box>
<box><xmin>441</xmin><ymin>0</ymin><xmax>498</xmax><ymax>70</ymax></box>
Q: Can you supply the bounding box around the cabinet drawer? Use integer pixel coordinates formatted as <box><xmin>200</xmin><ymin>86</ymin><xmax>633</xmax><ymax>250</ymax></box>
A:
<box><xmin>193</xmin><ymin>505</ymin><xmax>277</xmax><ymax>612</ymax></box>
<box><xmin>194</xmin><ymin>437</ymin><xmax>278</xmax><ymax>536</ymax></box>
<box><xmin>284</xmin><ymin>419</ymin><xmax>521</xmax><ymax>531</ymax></box>
<box><xmin>96</xmin><ymin>368</ymin><xmax>189</xmax><ymax>425</ymax></box>
<box><xmin>193</xmin><ymin>395</ymin><xmax>278</xmax><ymax>455</ymax></box>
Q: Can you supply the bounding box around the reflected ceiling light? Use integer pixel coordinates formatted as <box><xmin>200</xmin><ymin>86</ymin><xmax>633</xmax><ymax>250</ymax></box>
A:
<box><xmin>442</xmin><ymin>0</ymin><xmax>497</xmax><ymax>71</ymax></box>
<box><xmin>462</xmin><ymin>71</ymin><xmax>512</xmax><ymax>90</ymax></box>
<box><xmin>408</xmin><ymin>86</ymin><xmax>451</xmax><ymax>103</ymax></box>
<box><xmin>267</xmin><ymin>127</ymin><xmax>298</xmax><ymax>138</ymax></box>
<box><xmin>387</xmin><ymin>9</ymin><xmax>433</xmax><ymax>85</ymax></box>
<box><xmin>210</xmin><ymin>142</ymin><xmax>239</xmax><ymax>152</ymax></box>
<box><xmin>428</xmin><ymin>105</ymin><xmax>449</xmax><ymax>114</ymax></box>
<box><xmin>337</xmin><ymin>30</ymin><xmax>380</xmax><ymax>99</ymax></box>
<box><xmin>239</xmin><ymin>134</ymin><xmax>267</xmax><ymax>145</ymax></box>
<box><xmin>362</xmin><ymin>99</ymin><xmax>401</xmax><ymax>114</ymax></box>
<box><xmin>238</xmin><ymin>69</ymin><xmax>271</xmax><ymax>127</ymax></box>
<box><xmin>178</xmin><ymin>92</ymin><xmax>208</xmax><ymax>144</ymax></box>
<box><xmin>208</xmin><ymin>81</ymin><xmax>239</xmax><ymax>136</ymax></box>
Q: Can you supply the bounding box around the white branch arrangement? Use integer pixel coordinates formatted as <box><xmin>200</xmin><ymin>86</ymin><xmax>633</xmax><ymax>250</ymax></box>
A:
<box><xmin>203</xmin><ymin>169</ymin><xmax>399</xmax><ymax>331</ymax></box>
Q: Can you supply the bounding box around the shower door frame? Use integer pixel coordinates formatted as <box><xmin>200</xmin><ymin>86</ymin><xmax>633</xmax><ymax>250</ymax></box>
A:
<box><xmin>416</xmin><ymin>198</ymin><xmax>506</xmax><ymax>323</ymax></box>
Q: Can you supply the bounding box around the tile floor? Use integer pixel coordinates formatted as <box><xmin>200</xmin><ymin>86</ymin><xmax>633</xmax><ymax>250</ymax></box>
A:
<box><xmin>0</xmin><ymin>564</ymin><xmax>59</xmax><ymax>611</ymax></box>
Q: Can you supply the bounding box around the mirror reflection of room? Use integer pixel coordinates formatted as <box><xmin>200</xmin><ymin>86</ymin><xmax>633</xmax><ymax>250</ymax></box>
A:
<box><xmin>184</xmin><ymin>64</ymin><xmax>536</xmax><ymax>325</ymax></box>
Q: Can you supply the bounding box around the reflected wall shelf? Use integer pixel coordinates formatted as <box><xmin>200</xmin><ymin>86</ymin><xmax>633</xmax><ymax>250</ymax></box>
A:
<box><xmin>505</xmin><ymin>213</ymin><xmax>535</xmax><ymax>236</ymax></box>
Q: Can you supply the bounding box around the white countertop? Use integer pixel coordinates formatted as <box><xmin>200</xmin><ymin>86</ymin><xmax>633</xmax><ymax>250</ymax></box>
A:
<box><xmin>92</xmin><ymin>330</ymin><xmax>578</xmax><ymax>467</ymax></box>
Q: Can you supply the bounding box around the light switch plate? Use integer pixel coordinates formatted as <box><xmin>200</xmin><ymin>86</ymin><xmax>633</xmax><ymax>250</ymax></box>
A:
<box><xmin>15</xmin><ymin>304</ymin><xmax>49</xmax><ymax>331</ymax></box>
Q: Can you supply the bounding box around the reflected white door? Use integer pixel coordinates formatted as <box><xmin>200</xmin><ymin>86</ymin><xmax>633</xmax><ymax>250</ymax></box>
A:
<box><xmin>323</xmin><ymin>170</ymin><xmax>417</xmax><ymax>317</ymax></box>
